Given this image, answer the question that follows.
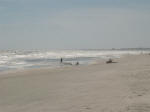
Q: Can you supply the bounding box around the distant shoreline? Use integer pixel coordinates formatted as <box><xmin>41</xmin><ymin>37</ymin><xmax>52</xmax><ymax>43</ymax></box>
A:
<box><xmin>0</xmin><ymin>47</ymin><xmax>150</xmax><ymax>51</ymax></box>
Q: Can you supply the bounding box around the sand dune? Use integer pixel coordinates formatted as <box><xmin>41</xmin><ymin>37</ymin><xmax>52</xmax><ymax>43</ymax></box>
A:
<box><xmin>0</xmin><ymin>54</ymin><xmax>150</xmax><ymax>112</ymax></box>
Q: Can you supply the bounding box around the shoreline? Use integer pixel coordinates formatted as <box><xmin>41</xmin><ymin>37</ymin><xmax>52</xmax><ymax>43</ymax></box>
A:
<box><xmin>0</xmin><ymin>49</ymin><xmax>149</xmax><ymax>74</ymax></box>
<box><xmin>0</xmin><ymin>53</ymin><xmax>130</xmax><ymax>76</ymax></box>
<box><xmin>0</xmin><ymin>54</ymin><xmax>144</xmax><ymax>79</ymax></box>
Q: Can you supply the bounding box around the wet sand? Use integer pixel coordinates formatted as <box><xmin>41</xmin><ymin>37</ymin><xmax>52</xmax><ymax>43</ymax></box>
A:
<box><xmin>0</xmin><ymin>54</ymin><xmax>150</xmax><ymax>112</ymax></box>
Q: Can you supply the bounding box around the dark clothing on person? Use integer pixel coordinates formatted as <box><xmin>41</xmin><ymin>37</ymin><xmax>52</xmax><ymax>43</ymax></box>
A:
<box><xmin>60</xmin><ymin>58</ymin><xmax>63</xmax><ymax>63</ymax></box>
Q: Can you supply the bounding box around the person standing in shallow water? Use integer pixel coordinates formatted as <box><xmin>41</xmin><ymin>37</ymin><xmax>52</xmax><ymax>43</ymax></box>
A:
<box><xmin>60</xmin><ymin>58</ymin><xmax>63</xmax><ymax>63</ymax></box>
<box><xmin>76</xmin><ymin>62</ymin><xmax>79</xmax><ymax>66</ymax></box>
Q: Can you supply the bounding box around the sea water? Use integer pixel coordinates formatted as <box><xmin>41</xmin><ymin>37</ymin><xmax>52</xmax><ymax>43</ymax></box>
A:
<box><xmin>0</xmin><ymin>49</ymin><xmax>149</xmax><ymax>72</ymax></box>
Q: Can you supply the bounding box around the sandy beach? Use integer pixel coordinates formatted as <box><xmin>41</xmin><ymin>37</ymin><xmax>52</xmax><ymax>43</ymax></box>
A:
<box><xmin>0</xmin><ymin>54</ymin><xmax>150</xmax><ymax>112</ymax></box>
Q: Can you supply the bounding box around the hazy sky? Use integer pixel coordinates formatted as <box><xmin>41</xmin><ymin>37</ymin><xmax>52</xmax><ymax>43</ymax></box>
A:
<box><xmin>0</xmin><ymin>0</ymin><xmax>150</xmax><ymax>50</ymax></box>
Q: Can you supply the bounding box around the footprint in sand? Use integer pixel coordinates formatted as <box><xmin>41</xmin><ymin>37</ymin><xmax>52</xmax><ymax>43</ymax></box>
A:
<box><xmin>79</xmin><ymin>106</ymin><xmax>92</xmax><ymax>112</ymax></box>
<box><xmin>126</xmin><ymin>103</ymin><xmax>150</xmax><ymax>112</ymax></box>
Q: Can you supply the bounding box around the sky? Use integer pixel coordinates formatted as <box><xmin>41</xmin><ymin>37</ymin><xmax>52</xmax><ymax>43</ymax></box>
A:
<box><xmin>0</xmin><ymin>0</ymin><xmax>150</xmax><ymax>50</ymax></box>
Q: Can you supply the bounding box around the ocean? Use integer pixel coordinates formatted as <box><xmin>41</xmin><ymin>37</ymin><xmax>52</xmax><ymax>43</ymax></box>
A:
<box><xmin>0</xmin><ymin>49</ymin><xmax>149</xmax><ymax>72</ymax></box>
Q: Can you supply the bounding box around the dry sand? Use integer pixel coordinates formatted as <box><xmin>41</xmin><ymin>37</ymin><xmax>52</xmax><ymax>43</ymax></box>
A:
<box><xmin>0</xmin><ymin>54</ymin><xmax>150</xmax><ymax>112</ymax></box>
